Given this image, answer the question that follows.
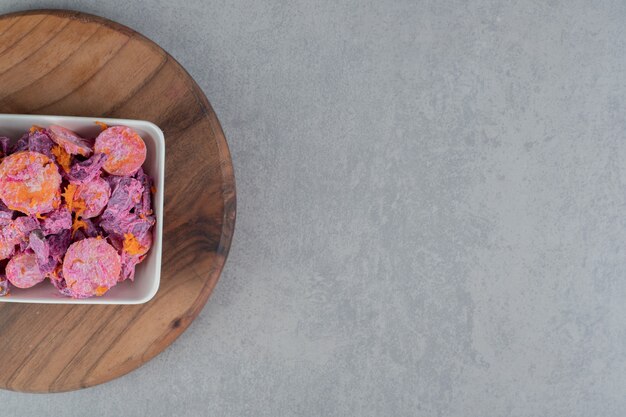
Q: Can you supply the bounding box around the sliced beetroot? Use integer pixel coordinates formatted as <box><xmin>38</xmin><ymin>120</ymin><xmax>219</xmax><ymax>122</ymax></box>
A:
<box><xmin>0</xmin><ymin>216</ymin><xmax>39</xmax><ymax>260</ymax></box>
<box><xmin>47</xmin><ymin>230</ymin><xmax>71</xmax><ymax>261</ymax></box>
<box><xmin>0</xmin><ymin>137</ymin><xmax>10</xmax><ymax>156</ymax></box>
<box><xmin>66</xmin><ymin>153</ymin><xmax>107</xmax><ymax>184</ymax></box>
<box><xmin>0</xmin><ymin>200</ymin><xmax>13</xmax><ymax>227</ymax></box>
<box><xmin>71</xmin><ymin>218</ymin><xmax>100</xmax><ymax>241</ymax></box>
<box><xmin>134</xmin><ymin>167</ymin><xmax>154</xmax><ymax>217</ymax></box>
<box><xmin>120</xmin><ymin>251</ymin><xmax>142</xmax><ymax>282</ymax></box>
<box><xmin>40</xmin><ymin>205</ymin><xmax>72</xmax><ymax>235</ymax></box>
<box><xmin>12</xmin><ymin>133</ymin><xmax>29</xmax><ymax>153</ymax></box>
<box><xmin>27</xmin><ymin>130</ymin><xmax>55</xmax><ymax>159</ymax></box>
<box><xmin>28</xmin><ymin>229</ymin><xmax>49</xmax><ymax>266</ymax></box>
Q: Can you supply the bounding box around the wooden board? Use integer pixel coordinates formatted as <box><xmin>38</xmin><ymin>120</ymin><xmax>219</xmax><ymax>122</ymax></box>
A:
<box><xmin>0</xmin><ymin>10</ymin><xmax>236</xmax><ymax>392</ymax></box>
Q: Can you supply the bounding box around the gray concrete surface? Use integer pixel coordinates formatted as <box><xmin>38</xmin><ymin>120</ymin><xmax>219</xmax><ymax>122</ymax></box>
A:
<box><xmin>1</xmin><ymin>0</ymin><xmax>626</xmax><ymax>416</ymax></box>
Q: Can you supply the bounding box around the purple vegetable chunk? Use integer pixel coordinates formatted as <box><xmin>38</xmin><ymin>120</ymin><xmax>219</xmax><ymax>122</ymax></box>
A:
<box><xmin>120</xmin><ymin>251</ymin><xmax>141</xmax><ymax>282</ymax></box>
<box><xmin>49</xmin><ymin>269</ymin><xmax>73</xmax><ymax>297</ymax></box>
<box><xmin>27</xmin><ymin>130</ymin><xmax>55</xmax><ymax>159</ymax></box>
<box><xmin>12</xmin><ymin>216</ymin><xmax>38</xmax><ymax>241</ymax></box>
<box><xmin>0</xmin><ymin>216</ymin><xmax>38</xmax><ymax>260</ymax></box>
<box><xmin>0</xmin><ymin>137</ymin><xmax>10</xmax><ymax>156</ymax></box>
<box><xmin>72</xmin><ymin>218</ymin><xmax>99</xmax><ymax>241</ymax></box>
<box><xmin>107</xmin><ymin>177</ymin><xmax>143</xmax><ymax>212</ymax></box>
<box><xmin>0</xmin><ymin>200</ymin><xmax>14</xmax><ymax>226</ymax></box>
<box><xmin>66</xmin><ymin>153</ymin><xmax>107</xmax><ymax>184</ymax></box>
<box><xmin>100</xmin><ymin>177</ymin><xmax>146</xmax><ymax>237</ymax></box>
<box><xmin>28</xmin><ymin>229</ymin><xmax>49</xmax><ymax>266</ymax></box>
<box><xmin>12</xmin><ymin>133</ymin><xmax>28</xmax><ymax>152</ymax></box>
<box><xmin>40</xmin><ymin>205</ymin><xmax>71</xmax><ymax>235</ymax></box>
<box><xmin>134</xmin><ymin>168</ymin><xmax>153</xmax><ymax>217</ymax></box>
<box><xmin>48</xmin><ymin>230</ymin><xmax>71</xmax><ymax>261</ymax></box>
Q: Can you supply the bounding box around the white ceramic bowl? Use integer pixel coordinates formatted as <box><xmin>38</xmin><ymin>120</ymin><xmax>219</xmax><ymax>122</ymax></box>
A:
<box><xmin>0</xmin><ymin>114</ymin><xmax>164</xmax><ymax>305</ymax></box>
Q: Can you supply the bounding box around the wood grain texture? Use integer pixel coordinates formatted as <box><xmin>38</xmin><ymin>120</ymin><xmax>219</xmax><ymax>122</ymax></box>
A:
<box><xmin>0</xmin><ymin>10</ymin><xmax>236</xmax><ymax>393</ymax></box>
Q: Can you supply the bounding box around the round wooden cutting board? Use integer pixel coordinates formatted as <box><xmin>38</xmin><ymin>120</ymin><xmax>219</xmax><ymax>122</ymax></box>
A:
<box><xmin>0</xmin><ymin>10</ymin><xmax>236</xmax><ymax>392</ymax></box>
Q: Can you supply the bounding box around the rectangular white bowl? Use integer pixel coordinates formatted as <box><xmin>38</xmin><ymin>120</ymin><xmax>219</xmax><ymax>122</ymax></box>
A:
<box><xmin>0</xmin><ymin>114</ymin><xmax>164</xmax><ymax>305</ymax></box>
